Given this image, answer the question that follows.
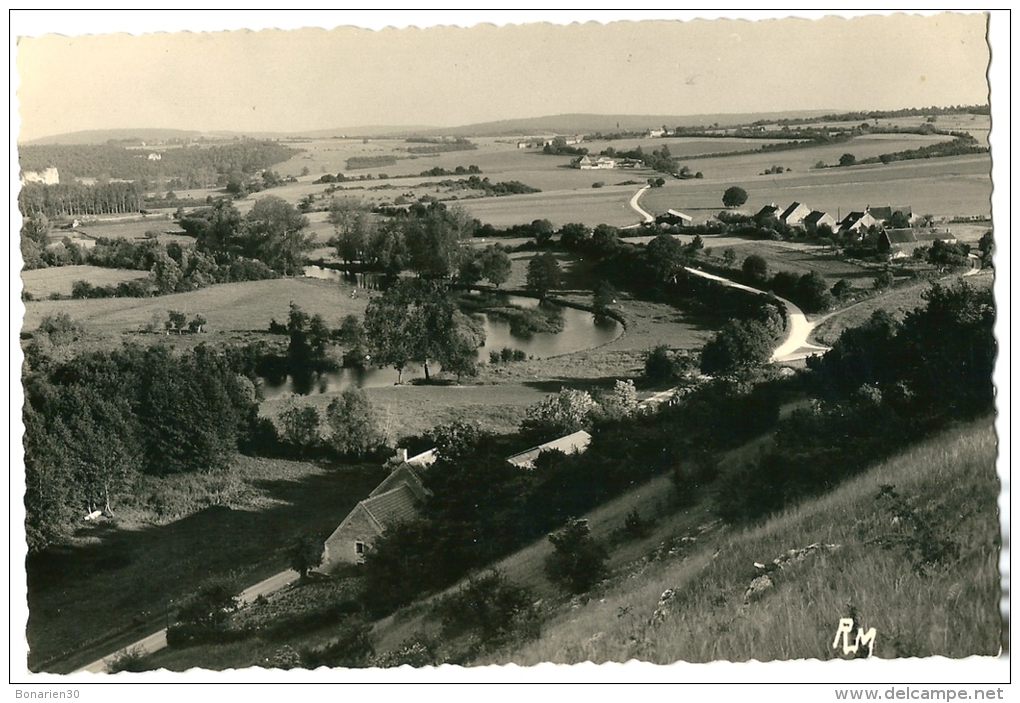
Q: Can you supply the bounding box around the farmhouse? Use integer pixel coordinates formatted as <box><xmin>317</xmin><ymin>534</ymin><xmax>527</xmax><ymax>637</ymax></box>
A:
<box><xmin>866</xmin><ymin>205</ymin><xmax>913</xmax><ymax>224</ymax></box>
<box><xmin>878</xmin><ymin>228</ymin><xmax>956</xmax><ymax>258</ymax></box>
<box><xmin>506</xmin><ymin>430</ymin><xmax>592</xmax><ymax>470</ymax></box>
<box><xmin>837</xmin><ymin>210</ymin><xmax>879</xmax><ymax>238</ymax></box>
<box><xmin>779</xmin><ymin>202</ymin><xmax>812</xmax><ymax>227</ymax></box>
<box><xmin>320</xmin><ymin>448</ymin><xmax>435</xmax><ymax>569</ymax></box>
<box><xmin>656</xmin><ymin>209</ymin><xmax>693</xmax><ymax>227</ymax></box>
<box><xmin>803</xmin><ymin>210</ymin><xmax>837</xmax><ymax>233</ymax></box>
<box><xmin>755</xmin><ymin>203</ymin><xmax>782</xmax><ymax>221</ymax></box>
<box><xmin>573</xmin><ymin>155</ymin><xmax>617</xmax><ymax>170</ymax></box>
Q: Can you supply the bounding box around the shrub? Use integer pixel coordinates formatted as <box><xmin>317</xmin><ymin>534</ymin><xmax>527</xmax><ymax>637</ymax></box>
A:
<box><xmin>644</xmin><ymin>345</ymin><xmax>688</xmax><ymax>382</ymax></box>
<box><xmin>301</xmin><ymin>622</ymin><xmax>375</xmax><ymax>668</ymax></box>
<box><xmin>545</xmin><ymin>517</ymin><xmax>609</xmax><ymax>594</ymax></box>
<box><xmin>872</xmin><ymin>484</ymin><xmax>960</xmax><ymax>574</ymax></box>
<box><xmin>106</xmin><ymin>647</ymin><xmax>151</xmax><ymax>673</ymax></box>
<box><xmin>434</xmin><ymin>570</ymin><xmax>540</xmax><ymax>653</ymax></box>
<box><xmin>623</xmin><ymin>509</ymin><xmax>655</xmax><ymax>540</ymax></box>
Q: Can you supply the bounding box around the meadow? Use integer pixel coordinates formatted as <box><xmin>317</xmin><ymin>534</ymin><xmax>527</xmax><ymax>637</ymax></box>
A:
<box><xmin>21</xmin><ymin>265</ymin><xmax>149</xmax><ymax>299</ymax></box>
<box><xmin>21</xmin><ymin>276</ymin><xmax>369</xmax><ymax>337</ymax></box>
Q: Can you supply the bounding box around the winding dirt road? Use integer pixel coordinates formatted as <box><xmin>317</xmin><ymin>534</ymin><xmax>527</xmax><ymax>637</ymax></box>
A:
<box><xmin>628</xmin><ymin>185</ymin><xmax>655</xmax><ymax>224</ymax></box>
<box><xmin>683</xmin><ymin>267</ymin><xmax>829</xmax><ymax>362</ymax></box>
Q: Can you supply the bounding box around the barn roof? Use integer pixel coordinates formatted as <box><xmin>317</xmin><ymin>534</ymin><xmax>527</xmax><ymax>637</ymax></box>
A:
<box><xmin>803</xmin><ymin>210</ymin><xmax>832</xmax><ymax>226</ymax></box>
<box><xmin>370</xmin><ymin>463</ymin><xmax>430</xmax><ymax>501</ymax></box>
<box><xmin>883</xmin><ymin>228</ymin><xmax>918</xmax><ymax>244</ymax></box>
<box><xmin>780</xmin><ymin>202</ymin><xmax>808</xmax><ymax>221</ymax></box>
<box><xmin>507</xmin><ymin>430</ymin><xmax>593</xmax><ymax>470</ymax></box>
<box><xmin>361</xmin><ymin>484</ymin><xmax>422</xmax><ymax>533</ymax></box>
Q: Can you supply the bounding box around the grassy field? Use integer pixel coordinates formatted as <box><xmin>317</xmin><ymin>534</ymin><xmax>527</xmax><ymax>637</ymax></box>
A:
<box><xmin>811</xmin><ymin>270</ymin><xmax>994</xmax><ymax>346</ymax></box>
<box><xmin>640</xmin><ymin>154</ymin><xmax>991</xmax><ymax>223</ymax></box>
<box><xmin>21</xmin><ymin>276</ymin><xmax>369</xmax><ymax>336</ymax></box>
<box><xmin>499</xmin><ymin>416</ymin><xmax>1001</xmax><ymax>664</ymax></box>
<box><xmin>26</xmin><ymin>454</ymin><xmax>388</xmax><ymax>673</ymax></box>
<box><xmin>21</xmin><ymin>265</ymin><xmax>149</xmax><ymax>298</ymax></box>
<box><xmin>457</xmin><ymin>185</ymin><xmax>642</xmax><ymax>228</ymax></box>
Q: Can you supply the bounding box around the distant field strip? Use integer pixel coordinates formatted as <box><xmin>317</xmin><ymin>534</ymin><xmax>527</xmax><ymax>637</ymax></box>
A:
<box><xmin>640</xmin><ymin>155</ymin><xmax>991</xmax><ymax>221</ymax></box>
<box><xmin>458</xmin><ymin>186</ymin><xmax>640</xmax><ymax>228</ymax></box>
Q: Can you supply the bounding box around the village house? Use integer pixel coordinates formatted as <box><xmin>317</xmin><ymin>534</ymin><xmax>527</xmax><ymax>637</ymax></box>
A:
<box><xmin>655</xmin><ymin>209</ymin><xmax>694</xmax><ymax>227</ymax></box>
<box><xmin>866</xmin><ymin>205</ymin><xmax>913</xmax><ymax>224</ymax></box>
<box><xmin>573</xmin><ymin>155</ymin><xmax>617</xmax><ymax>170</ymax></box>
<box><xmin>755</xmin><ymin>203</ymin><xmax>782</xmax><ymax>221</ymax></box>
<box><xmin>837</xmin><ymin>210</ymin><xmax>879</xmax><ymax>239</ymax></box>
<box><xmin>320</xmin><ymin>448</ymin><xmax>435</xmax><ymax>569</ymax></box>
<box><xmin>506</xmin><ymin>430</ymin><xmax>592</xmax><ymax>470</ymax></box>
<box><xmin>779</xmin><ymin>201</ymin><xmax>812</xmax><ymax>227</ymax></box>
<box><xmin>802</xmin><ymin>210</ymin><xmax>837</xmax><ymax>233</ymax></box>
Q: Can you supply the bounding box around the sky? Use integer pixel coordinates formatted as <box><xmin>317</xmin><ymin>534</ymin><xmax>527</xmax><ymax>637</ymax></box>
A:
<box><xmin>12</xmin><ymin>10</ymin><xmax>994</xmax><ymax>142</ymax></box>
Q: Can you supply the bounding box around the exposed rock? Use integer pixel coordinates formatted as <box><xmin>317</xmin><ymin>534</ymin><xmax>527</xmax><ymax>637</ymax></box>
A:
<box><xmin>741</xmin><ymin>543</ymin><xmax>841</xmax><ymax>608</ymax></box>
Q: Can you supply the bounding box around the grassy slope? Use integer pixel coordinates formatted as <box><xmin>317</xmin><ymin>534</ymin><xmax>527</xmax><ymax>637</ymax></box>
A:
<box><xmin>812</xmin><ymin>271</ymin><xmax>994</xmax><ymax>346</ymax></box>
<box><xmin>495</xmin><ymin>417</ymin><xmax>1001</xmax><ymax>665</ymax></box>
<box><xmin>27</xmin><ymin>455</ymin><xmax>386</xmax><ymax>673</ymax></box>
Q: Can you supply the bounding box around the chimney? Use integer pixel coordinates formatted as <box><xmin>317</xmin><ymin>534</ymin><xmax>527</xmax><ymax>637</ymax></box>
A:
<box><xmin>395</xmin><ymin>448</ymin><xmax>408</xmax><ymax>463</ymax></box>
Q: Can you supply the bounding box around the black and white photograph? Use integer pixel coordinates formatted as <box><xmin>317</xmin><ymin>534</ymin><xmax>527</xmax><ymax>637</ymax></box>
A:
<box><xmin>10</xmin><ymin>10</ymin><xmax>1009</xmax><ymax>692</ymax></box>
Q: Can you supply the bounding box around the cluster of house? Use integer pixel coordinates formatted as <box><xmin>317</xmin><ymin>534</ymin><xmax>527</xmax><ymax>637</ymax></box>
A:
<box><xmin>320</xmin><ymin>381</ymin><xmax>699</xmax><ymax>573</ymax></box>
<box><xmin>755</xmin><ymin>202</ymin><xmax>956</xmax><ymax>258</ymax></box>
<box><xmin>517</xmin><ymin>135</ymin><xmax>584</xmax><ymax>149</ymax></box>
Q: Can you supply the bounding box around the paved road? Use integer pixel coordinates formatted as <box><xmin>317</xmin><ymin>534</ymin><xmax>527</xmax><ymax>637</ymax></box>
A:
<box><xmin>74</xmin><ymin>569</ymin><xmax>301</xmax><ymax>674</ymax></box>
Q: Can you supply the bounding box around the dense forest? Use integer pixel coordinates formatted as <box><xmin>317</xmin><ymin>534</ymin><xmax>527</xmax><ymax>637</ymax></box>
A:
<box><xmin>19</xmin><ymin>139</ymin><xmax>299</xmax><ymax>188</ymax></box>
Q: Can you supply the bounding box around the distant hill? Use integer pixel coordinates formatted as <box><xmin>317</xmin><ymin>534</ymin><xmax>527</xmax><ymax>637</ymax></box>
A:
<box><xmin>418</xmin><ymin>111</ymin><xmax>838</xmax><ymax>137</ymax></box>
<box><xmin>20</xmin><ymin>128</ymin><xmax>205</xmax><ymax>146</ymax></box>
<box><xmin>20</xmin><ymin>112</ymin><xmax>840</xmax><ymax>146</ymax></box>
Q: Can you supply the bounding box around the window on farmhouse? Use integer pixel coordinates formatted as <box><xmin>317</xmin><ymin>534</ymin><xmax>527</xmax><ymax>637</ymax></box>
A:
<box><xmin>355</xmin><ymin>541</ymin><xmax>365</xmax><ymax>555</ymax></box>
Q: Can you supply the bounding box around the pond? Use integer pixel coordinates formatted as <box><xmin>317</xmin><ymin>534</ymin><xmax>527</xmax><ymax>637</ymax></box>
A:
<box><xmin>259</xmin><ymin>274</ymin><xmax>622</xmax><ymax>398</ymax></box>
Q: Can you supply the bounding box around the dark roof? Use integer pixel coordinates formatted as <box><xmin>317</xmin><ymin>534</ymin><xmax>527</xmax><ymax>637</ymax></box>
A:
<box><xmin>361</xmin><ymin>484</ymin><xmax>421</xmax><ymax>532</ymax></box>
<box><xmin>780</xmin><ymin>202</ymin><xmax>807</xmax><ymax>220</ymax></box>
<box><xmin>803</xmin><ymin>210</ymin><xmax>832</xmax><ymax>226</ymax></box>
<box><xmin>867</xmin><ymin>205</ymin><xmax>912</xmax><ymax>221</ymax></box>
<box><xmin>756</xmin><ymin>204</ymin><xmax>780</xmax><ymax>217</ymax></box>
<box><xmin>370</xmin><ymin>463</ymin><xmax>429</xmax><ymax>501</ymax></box>
<box><xmin>883</xmin><ymin>229</ymin><xmax>917</xmax><ymax>244</ymax></box>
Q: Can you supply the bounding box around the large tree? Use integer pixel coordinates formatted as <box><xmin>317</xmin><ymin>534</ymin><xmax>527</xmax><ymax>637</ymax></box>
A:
<box><xmin>526</xmin><ymin>251</ymin><xmax>562</xmax><ymax>300</ymax></box>
<box><xmin>478</xmin><ymin>245</ymin><xmax>512</xmax><ymax>288</ymax></box>
<box><xmin>722</xmin><ymin>186</ymin><xmax>748</xmax><ymax>208</ymax></box>
<box><xmin>242</xmin><ymin>196</ymin><xmax>314</xmax><ymax>275</ymax></box>
<box><xmin>328</xmin><ymin>197</ymin><xmax>374</xmax><ymax>264</ymax></box>
<box><xmin>364</xmin><ymin>279</ymin><xmax>482</xmax><ymax>383</ymax></box>
<box><xmin>326</xmin><ymin>389</ymin><xmax>383</xmax><ymax>457</ymax></box>
<box><xmin>645</xmin><ymin>234</ymin><xmax>689</xmax><ymax>283</ymax></box>
<box><xmin>401</xmin><ymin>202</ymin><xmax>475</xmax><ymax>278</ymax></box>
